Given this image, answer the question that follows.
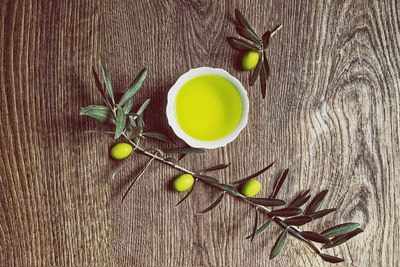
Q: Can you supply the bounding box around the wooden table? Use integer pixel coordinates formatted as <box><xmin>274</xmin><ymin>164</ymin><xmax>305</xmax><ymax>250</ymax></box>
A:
<box><xmin>1</xmin><ymin>0</ymin><xmax>399</xmax><ymax>266</ymax></box>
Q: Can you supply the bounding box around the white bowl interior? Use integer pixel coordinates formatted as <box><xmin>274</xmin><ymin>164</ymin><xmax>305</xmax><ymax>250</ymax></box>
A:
<box><xmin>166</xmin><ymin>67</ymin><xmax>249</xmax><ymax>149</ymax></box>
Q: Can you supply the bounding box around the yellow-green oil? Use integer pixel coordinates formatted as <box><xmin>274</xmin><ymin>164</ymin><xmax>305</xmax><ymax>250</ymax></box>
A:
<box><xmin>175</xmin><ymin>74</ymin><xmax>243</xmax><ymax>141</ymax></box>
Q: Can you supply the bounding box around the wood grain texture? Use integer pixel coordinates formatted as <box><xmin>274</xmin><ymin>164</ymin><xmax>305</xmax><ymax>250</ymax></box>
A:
<box><xmin>0</xmin><ymin>0</ymin><xmax>110</xmax><ymax>266</ymax></box>
<box><xmin>1</xmin><ymin>0</ymin><xmax>400</xmax><ymax>266</ymax></box>
<box><xmin>103</xmin><ymin>0</ymin><xmax>400</xmax><ymax>266</ymax></box>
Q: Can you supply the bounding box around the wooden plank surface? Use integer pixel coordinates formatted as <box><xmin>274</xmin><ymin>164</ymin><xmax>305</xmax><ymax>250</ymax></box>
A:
<box><xmin>1</xmin><ymin>0</ymin><xmax>400</xmax><ymax>266</ymax></box>
<box><xmin>0</xmin><ymin>0</ymin><xmax>110</xmax><ymax>266</ymax></box>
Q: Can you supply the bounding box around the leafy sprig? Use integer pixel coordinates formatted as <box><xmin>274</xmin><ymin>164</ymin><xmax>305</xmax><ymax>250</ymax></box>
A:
<box><xmin>80</xmin><ymin>55</ymin><xmax>362</xmax><ymax>264</ymax></box>
<box><xmin>228</xmin><ymin>9</ymin><xmax>282</xmax><ymax>99</ymax></box>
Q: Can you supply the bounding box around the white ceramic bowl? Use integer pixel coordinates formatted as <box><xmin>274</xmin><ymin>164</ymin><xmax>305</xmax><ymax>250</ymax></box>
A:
<box><xmin>166</xmin><ymin>67</ymin><xmax>249</xmax><ymax>149</ymax></box>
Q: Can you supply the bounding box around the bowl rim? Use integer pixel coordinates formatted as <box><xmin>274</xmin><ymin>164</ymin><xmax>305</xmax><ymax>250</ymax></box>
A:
<box><xmin>166</xmin><ymin>67</ymin><xmax>249</xmax><ymax>149</ymax></box>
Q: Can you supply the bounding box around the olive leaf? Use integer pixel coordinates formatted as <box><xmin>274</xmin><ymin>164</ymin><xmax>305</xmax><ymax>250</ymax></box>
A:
<box><xmin>284</xmin><ymin>215</ymin><xmax>312</xmax><ymax>226</ymax></box>
<box><xmin>262</xmin><ymin>25</ymin><xmax>282</xmax><ymax>49</ymax></box>
<box><xmin>300</xmin><ymin>231</ymin><xmax>331</xmax><ymax>244</ymax></box>
<box><xmin>304</xmin><ymin>190</ymin><xmax>329</xmax><ymax>215</ymax></box>
<box><xmin>119</xmin><ymin>68</ymin><xmax>148</xmax><ymax>106</ymax></box>
<box><xmin>145</xmin><ymin>147</ymin><xmax>164</xmax><ymax>157</ymax></box>
<box><xmin>123</xmin><ymin>98</ymin><xmax>134</xmax><ymax>114</ymax></box>
<box><xmin>79</xmin><ymin>105</ymin><xmax>112</xmax><ymax>123</ymax></box>
<box><xmin>127</xmin><ymin>126</ymin><xmax>143</xmax><ymax>139</ymax></box>
<box><xmin>231</xmin><ymin>161</ymin><xmax>275</xmax><ymax>185</ymax></box>
<box><xmin>260</xmin><ymin>53</ymin><xmax>269</xmax><ymax>99</ymax></box>
<box><xmin>321</xmin><ymin>222</ymin><xmax>361</xmax><ymax>239</ymax></box>
<box><xmin>268</xmin><ymin>207</ymin><xmax>302</xmax><ymax>217</ymax></box>
<box><xmin>114</xmin><ymin>106</ymin><xmax>126</xmax><ymax>139</ymax></box>
<box><xmin>227</xmin><ymin>37</ymin><xmax>260</xmax><ymax>51</ymax></box>
<box><xmin>122</xmin><ymin>158</ymin><xmax>154</xmax><ymax>202</ymax></box>
<box><xmin>271</xmin><ymin>168</ymin><xmax>289</xmax><ymax>198</ymax></box>
<box><xmin>92</xmin><ymin>68</ymin><xmax>112</xmax><ymax>108</ymax></box>
<box><xmin>309</xmin><ymin>208</ymin><xmax>337</xmax><ymax>220</ymax></box>
<box><xmin>289</xmin><ymin>189</ymin><xmax>311</xmax><ymax>208</ymax></box>
<box><xmin>142</xmin><ymin>132</ymin><xmax>172</xmax><ymax>143</ymax></box>
<box><xmin>322</xmin><ymin>228</ymin><xmax>363</xmax><ymax>249</ymax></box>
<box><xmin>165</xmin><ymin>147</ymin><xmax>205</xmax><ymax>154</ymax></box>
<box><xmin>194</xmin><ymin>174</ymin><xmax>219</xmax><ymax>185</ymax></box>
<box><xmin>136</xmin><ymin>114</ymin><xmax>145</xmax><ymax>128</ymax></box>
<box><xmin>199</xmin><ymin>192</ymin><xmax>225</xmax><ymax>213</ymax></box>
<box><xmin>175</xmin><ymin>180</ymin><xmax>197</xmax><ymax>206</ymax></box>
<box><xmin>234</xmin><ymin>9</ymin><xmax>260</xmax><ymax>40</ymax></box>
<box><xmin>319</xmin><ymin>253</ymin><xmax>345</xmax><ymax>264</ymax></box>
<box><xmin>137</xmin><ymin>98</ymin><xmax>150</xmax><ymax>115</ymax></box>
<box><xmin>245</xmin><ymin>219</ymin><xmax>272</xmax><ymax>239</ymax></box>
<box><xmin>201</xmin><ymin>163</ymin><xmax>231</xmax><ymax>173</ymax></box>
<box><xmin>217</xmin><ymin>184</ymin><xmax>241</xmax><ymax>197</ymax></box>
<box><xmin>270</xmin><ymin>227</ymin><xmax>289</xmax><ymax>260</ymax></box>
<box><xmin>235</xmin><ymin>26</ymin><xmax>261</xmax><ymax>44</ymax></box>
<box><xmin>99</xmin><ymin>54</ymin><xmax>115</xmax><ymax>105</ymax></box>
<box><xmin>249</xmin><ymin>198</ymin><xmax>286</xmax><ymax>207</ymax></box>
<box><xmin>249</xmin><ymin>56</ymin><xmax>262</xmax><ymax>86</ymax></box>
<box><xmin>250</xmin><ymin>208</ymin><xmax>259</xmax><ymax>242</ymax></box>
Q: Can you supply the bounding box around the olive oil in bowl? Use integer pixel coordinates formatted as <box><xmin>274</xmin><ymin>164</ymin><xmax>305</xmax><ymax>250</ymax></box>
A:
<box><xmin>166</xmin><ymin>67</ymin><xmax>249</xmax><ymax>149</ymax></box>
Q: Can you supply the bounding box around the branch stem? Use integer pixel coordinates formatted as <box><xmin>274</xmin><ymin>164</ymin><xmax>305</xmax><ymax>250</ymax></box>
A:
<box><xmin>123</xmin><ymin>135</ymin><xmax>322</xmax><ymax>256</ymax></box>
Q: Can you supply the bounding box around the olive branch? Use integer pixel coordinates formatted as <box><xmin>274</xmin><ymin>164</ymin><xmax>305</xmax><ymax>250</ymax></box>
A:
<box><xmin>79</xmin><ymin>55</ymin><xmax>363</xmax><ymax>264</ymax></box>
<box><xmin>228</xmin><ymin>9</ymin><xmax>282</xmax><ymax>99</ymax></box>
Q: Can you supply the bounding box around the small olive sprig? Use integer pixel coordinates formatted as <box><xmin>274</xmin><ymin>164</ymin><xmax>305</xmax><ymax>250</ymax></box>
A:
<box><xmin>227</xmin><ymin>9</ymin><xmax>282</xmax><ymax>99</ymax></box>
<box><xmin>80</xmin><ymin>56</ymin><xmax>363</xmax><ymax>264</ymax></box>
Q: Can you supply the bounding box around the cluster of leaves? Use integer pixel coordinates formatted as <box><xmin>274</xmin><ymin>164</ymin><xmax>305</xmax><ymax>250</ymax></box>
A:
<box><xmin>178</xmin><ymin>161</ymin><xmax>363</xmax><ymax>263</ymax></box>
<box><xmin>79</xmin><ymin>55</ymin><xmax>169</xmax><ymax>145</ymax></box>
<box><xmin>80</xmin><ymin>56</ymin><xmax>362</xmax><ymax>264</ymax></box>
<box><xmin>228</xmin><ymin>9</ymin><xmax>282</xmax><ymax>99</ymax></box>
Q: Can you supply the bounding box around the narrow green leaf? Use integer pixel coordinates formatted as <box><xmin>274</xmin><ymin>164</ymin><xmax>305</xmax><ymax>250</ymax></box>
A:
<box><xmin>321</xmin><ymin>222</ymin><xmax>361</xmax><ymax>239</ymax></box>
<box><xmin>165</xmin><ymin>147</ymin><xmax>205</xmax><ymax>154</ymax></box>
<box><xmin>268</xmin><ymin>207</ymin><xmax>302</xmax><ymax>217</ymax></box>
<box><xmin>92</xmin><ymin>68</ymin><xmax>112</xmax><ymax>107</ymax></box>
<box><xmin>260</xmin><ymin>53</ymin><xmax>269</xmax><ymax>99</ymax></box>
<box><xmin>199</xmin><ymin>192</ymin><xmax>224</xmax><ymax>213</ymax></box>
<box><xmin>119</xmin><ymin>68</ymin><xmax>148</xmax><ymax>106</ymax></box>
<box><xmin>234</xmin><ymin>9</ymin><xmax>260</xmax><ymax>40</ymax></box>
<box><xmin>322</xmin><ymin>228</ymin><xmax>363</xmax><ymax>249</ymax></box>
<box><xmin>99</xmin><ymin>54</ymin><xmax>114</xmax><ymax>104</ymax></box>
<box><xmin>304</xmin><ymin>190</ymin><xmax>329</xmax><ymax>215</ymax></box>
<box><xmin>122</xmin><ymin>98</ymin><xmax>134</xmax><ymax>114</ymax></box>
<box><xmin>249</xmin><ymin>198</ymin><xmax>286</xmax><ymax>207</ymax></box>
<box><xmin>300</xmin><ymin>231</ymin><xmax>331</xmax><ymax>244</ymax></box>
<box><xmin>309</xmin><ymin>208</ymin><xmax>337</xmax><ymax>220</ymax></box>
<box><xmin>231</xmin><ymin>161</ymin><xmax>275</xmax><ymax>185</ymax></box>
<box><xmin>142</xmin><ymin>132</ymin><xmax>172</xmax><ymax>143</ymax></box>
<box><xmin>271</xmin><ymin>168</ymin><xmax>289</xmax><ymax>198</ymax></box>
<box><xmin>137</xmin><ymin>98</ymin><xmax>150</xmax><ymax>115</ymax></box>
<box><xmin>127</xmin><ymin>126</ymin><xmax>143</xmax><ymax>139</ymax></box>
<box><xmin>249</xmin><ymin>55</ymin><xmax>262</xmax><ymax>86</ymax></box>
<box><xmin>136</xmin><ymin>114</ymin><xmax>145</xmax><ymax>128</ymax></box>
<box><xmin>79</xmin><ymin>105</ymin><xmax>112</xmax><ymax>122</ymax></box>
<box><xmin>195</xmin><ymin>175</ymin><xmax>219</xmax><ymax>185</ymax></box>
<box><xmin>284</xmin><ymin>215</ymin><xmax>312</xmax><ymax>226</ymax></box>
<box><xmin>114</xmin><ymin>106</ymin><xmax>126</xmax><ymax>139</ymax></box>
<box><xmin>289</xmin><ymin>189</ymin><xmax>311</xmax><ymax>208</ymax></box>
<box><xmin>227</xmin><ymin>37</ymin><xmax>260</xmax><ymax>51</ymax></box>
<box><xmin>164</xmin><ymin>157</ymin><xmax>178</xmax><ymax>165</ymax></box>
<box><xmin>319</xmin><ymin>253</ymin><xmax>345</xmax><ymax>264</ymax></box>
<box><xmin>217</xmin><ymin>184</ymin><xmax>240</xmax><ymax>196</ymax></box>
<box><xmin>201</xmin><ymin>163</ymin><xmax>231</xmax><ymax>173</ymax></box>
<box><xmin>175</xmin><ymin>181</ymin><xmax>196</xmax><ymax>206</ymax></box>
<box><xmin>270</xmin><ymin>227</ymin><xmax>289</xmax><ymax>260</ymax></box>
<box><xmin>245</xmin><ymin>219</ymin><xmax>272</xmax><ymax>239</ymax></box>
<box><xmin>235</xmin><ymin>26</ymin><xmax>261</xmax><ymax>44</ymax></box>
<box><xmin>250</xmin><ymin>208</ymin><xmax>259</xmax><ymax>242</ymax></box>
<box><xmin>122</xmin><ymin>158</ymin><xmax>154</xmax><ymax>202</ymax></box>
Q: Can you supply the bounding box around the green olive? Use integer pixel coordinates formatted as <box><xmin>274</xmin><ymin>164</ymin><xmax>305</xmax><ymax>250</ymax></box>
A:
<box><xmin>242</xmin><ymin>50</ymin><xmax>260</xmax><ymax>70</ymax></box>
<box><xmin>241</xmin><ymin>178</ymin><xmax>262</xmax><ymax>197</ymax></box>
<box><xmin>173</xmin><ymin>174</ymin><xmax>195</xmax><ymax>192</ymax></box>
<box><xmin>110</xmin><ymin>142</ymin><xmax>133</xmax><ymax>160</ymax></box>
